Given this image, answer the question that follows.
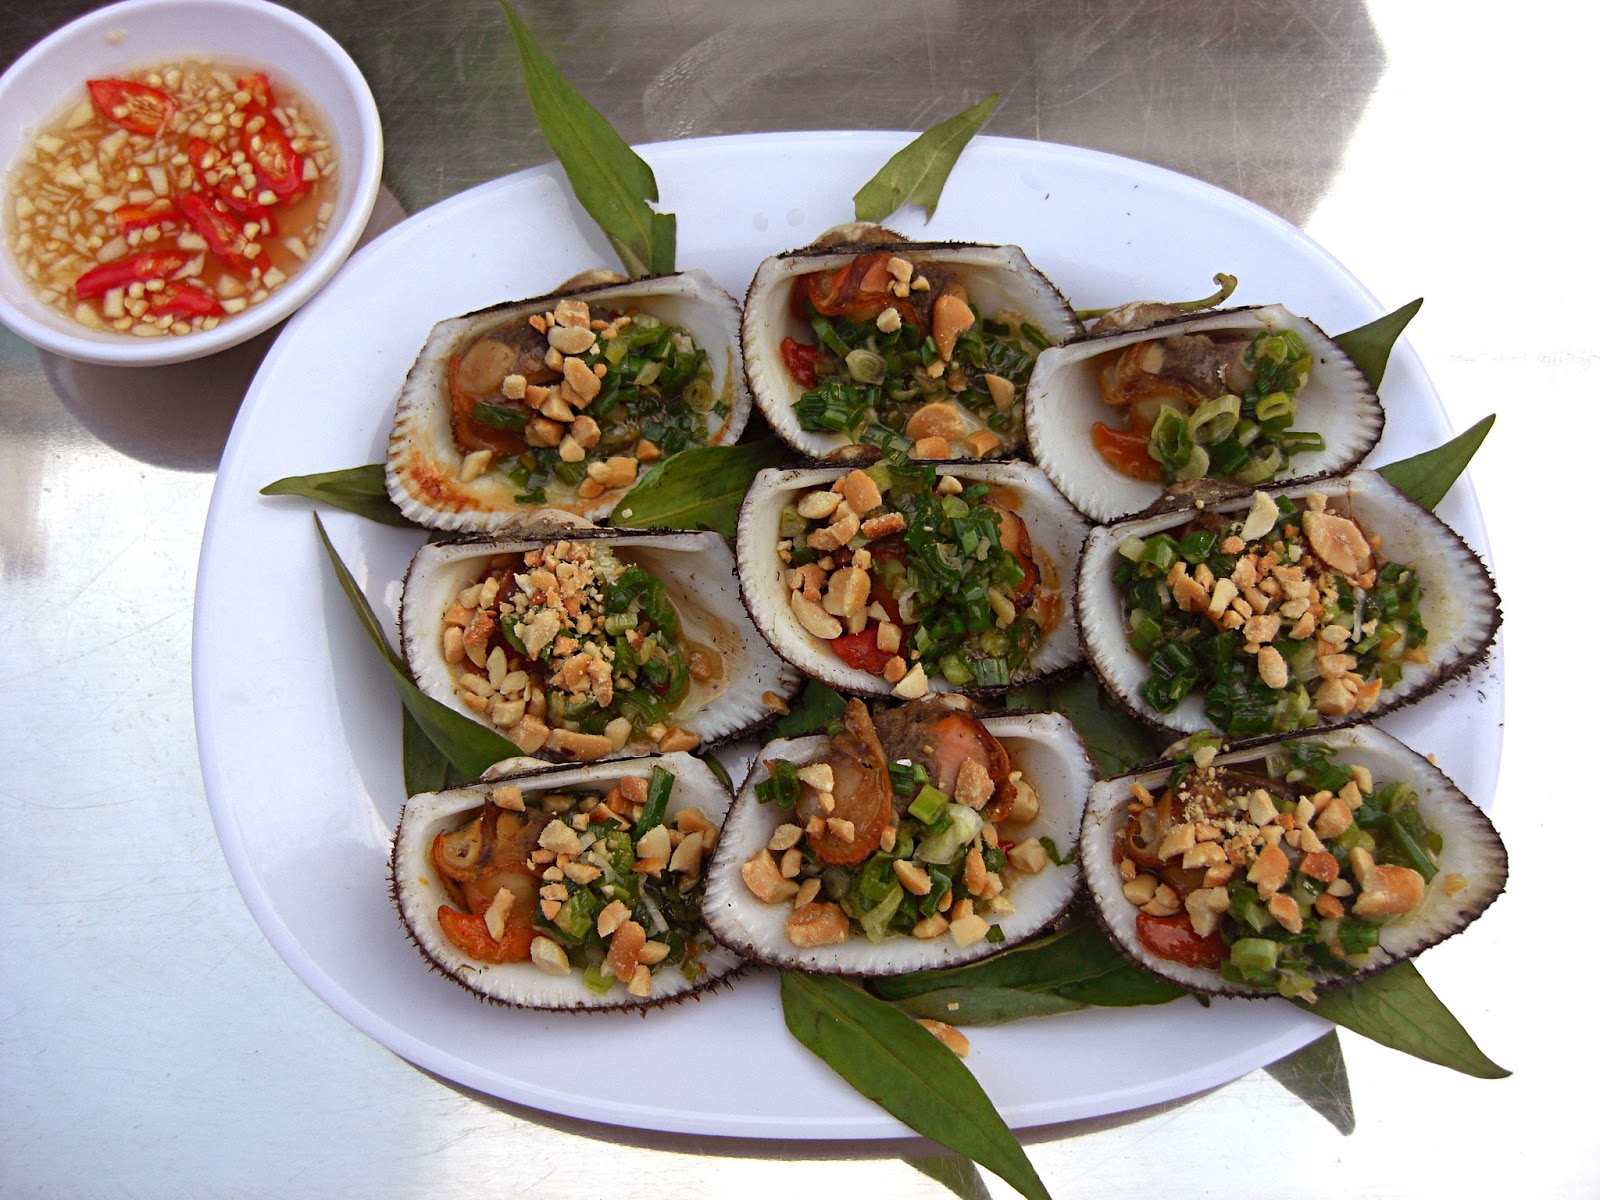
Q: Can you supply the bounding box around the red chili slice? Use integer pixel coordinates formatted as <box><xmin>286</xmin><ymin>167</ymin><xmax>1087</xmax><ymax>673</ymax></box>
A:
<box><xmin>176</xmin><ymin>193</ymin><xmax>257</xmax><ymax>274</ymax></box>
<box><xmin>86</xmin><ymin>78</ymin><xmax>177</xmax><ymax>135</ymax></box>
<box><xmin>113</xmin><ymin>200</ymin><xmax>173</xmax><ymax>232</ymax></box>
<box><xmin>188</xmin><ymin>137</ymin><xmax>277</xmax><ymax>228</ymax></box>
<box><xmin>73</xmin><ymin>250</ymin><xmax>189</xmax><ymax>300</ymax></box>
<box><xmin>150</xmin><ymin>282</ymin><xmax>225</xmax><ymax>319</ymax></box>
<box><xmin>246</xmin><ymin>115</ymin><xmax>306</xmax><ymax>202</ymax></box>
<box><xmin>236</xmin><ymin>72</ymin><xmax>277</xmax><ymax>114</ymax></box>
<box><xmin>780</xmin><ymin>336</ymin><xmax>819</xmax><ymax>388</ymax></box>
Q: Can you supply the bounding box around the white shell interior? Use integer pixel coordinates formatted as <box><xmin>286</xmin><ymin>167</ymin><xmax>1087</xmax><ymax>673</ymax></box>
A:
<box><xmin>1026</xmin><ymin>305</ymin><xmax>1384</xmax><ymax>523</ymax></box>
<box><xmin>700</xmin><ymin>712</ymin><xmax>1094</xmax><ymax>974</ymax></box>
<box><xmin>1079</xmin><ymin>724</ymin><xmax>1508</xmax><ymax>994</ymax></box>
<box><xmin>735</xmin><ymin>462</ymin><xmax>1089</xmax><ymax>695</ymax></box>
<box><xmin>391</xmin><ymin>753</ymin><xmax>744</xmax><ymax>1009</ymax></box>
<box><xmin>1077</xmin><ymin>469</ymin><xmax>1500</xmax><ymax>734</ymax></box>
<box><xmin>386</xmin><ymin>269</ymin><xmax>749</xmax><ymax>531</ymax></box>
<box><xmin>400</xmin><ymin>530</ymin><xmax>801</xmax><ymax>753</ymax></box>
<box><xmin>741</xmin><ymin>243</ymin><xmax>1082</xmax><ymax>458</ymax></box>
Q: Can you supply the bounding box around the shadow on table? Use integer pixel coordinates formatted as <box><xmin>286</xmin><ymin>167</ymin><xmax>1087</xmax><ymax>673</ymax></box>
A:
<box><xmin>418</xmin><ymin>1060</ymin><xmax>1209</xmax><ymax>1171</ymax></box>
<box><xmin>38</xmin><ymin>186</ymin><xmax>407</xmax><ymax>474</ymax></box>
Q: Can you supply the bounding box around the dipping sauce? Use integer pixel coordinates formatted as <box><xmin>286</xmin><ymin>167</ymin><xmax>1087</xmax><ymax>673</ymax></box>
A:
<box><xmin>5</xmin><ymin>60</ymin><xmax>335</xmax><ymax>338</ymax></box>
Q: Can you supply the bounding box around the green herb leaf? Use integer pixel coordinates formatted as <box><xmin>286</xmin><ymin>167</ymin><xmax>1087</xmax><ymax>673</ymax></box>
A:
<box><xmin>780</xmin><ymin>973</ymin><xmax>1051</xmax><ymax>1200</ymax></box>
<box><xmin>611</xmin><ymin>438</ymin><xmax>790</xmax><ymax>536</ymax></box>
<box><xmin>1293</xmin><ymin>960</ymin><xmax>1510</xmax><ymax>1079</ymax></box>
<box><xmin>905</xmin><ymin>1155</ymin><xmax>995</xmax><ymax>1200</ymax></box>
<box><xmin>503</xmin><ymin>4</ymin><xmax>675</xmax><ymax>277</ymax></box>
<box><xmin>403</xmin><ymin>705</ymin><xmax>462</xmax><ymax>796</ymax></box>
<box><xmin>1334</xmin><ymin>298</ymin><xmax>1422</xmax><ymax>389</ymax></box>
<box><xmin>764</xmin><ymin>679</ymin><xmax>848</xmax><ymax>743</ymax></box>
<box><xmin>853</xmin><ymin>94</ymin><xmax>998</xmax><ymax>223</ymax></box>
<box><xmin>871</xmin><ymin>925</ymin><xmax>1186</xmax><ymax>1020</ymax></box>
<box><xmin>1377</xmin><ymin>414</ymin><xmax>1495</xmax><ymax>512</ymax></box>
<box><xmin>261</xmin><ymin>464</ymin><xmax>418</xmax><ymax>529</ymax></box>
<box><xmin>314</xmin><ymin>515</ymin><xmax>522</xmax><ymax>779</ymax></box>
<box><xmin>885</xmin><ymin>985</ymin><xmax>1091</xmax><ymax>1027</ymax></box>
<box><xmin>1005</xmin><ymin>673</ymin><xmax>1163</xmax><ymax>777</ymax></box>
<box><xmin>1264</xmin><ymin>1031</ymin><xmax>1355</xmax><ymax>1135</ymax></box>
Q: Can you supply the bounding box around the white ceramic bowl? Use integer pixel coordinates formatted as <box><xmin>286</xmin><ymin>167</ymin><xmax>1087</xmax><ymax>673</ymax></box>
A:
<box><xmin>0</xmin><ymin>0</ymin><xmax>383</xmax><ymax>366</ymax></box>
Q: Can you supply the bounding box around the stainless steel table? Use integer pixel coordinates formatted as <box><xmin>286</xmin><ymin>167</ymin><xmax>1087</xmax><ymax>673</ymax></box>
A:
<box><xmin>3</xmin><ymin>2</ymin><xmax>1587</xmax><ymax>1195</ymax></box>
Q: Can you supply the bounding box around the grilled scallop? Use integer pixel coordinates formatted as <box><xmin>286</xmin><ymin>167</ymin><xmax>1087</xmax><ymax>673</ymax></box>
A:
<box><xmin>386</xmin><ymin>269</ymin><xmax>749</xmax><ymax>531</ymax></box>
<box><xmin>1080</xmin><ymin>725</ymin><xmax>1507</xmax><ymax>998</ymax></box>
<box><xmin>736</xmin><ymin>461</ymin><xmax>1089</xmax><ymax>697</ymax></box>
<box><xmin>743</xmin><ymin>232</ymin><xmax>1081</xmax><ymax>461</ymax></box>
<box><xmin>1076</xmin><ymin>470</ymin><xmax>1500</xmax><ymax>738</ymax></box>
<box><xmin>401</xmin><ymin>530</ymin><xmax>800</xmax><ymax>763</ymax></box>
<box><xmin>391</xmin><ymin>753</ymin><xmax>743</xmax><ymax>1009</ymax></box>
<box><xmin>700</xmin><ymin>698</ymin><xmax>1094</xmax><ymax>975</ymax></box>
<box><xmin>1027</xmin><ymin>305</ymin><xmax>1383</xmax><ymax>522</ymax></box>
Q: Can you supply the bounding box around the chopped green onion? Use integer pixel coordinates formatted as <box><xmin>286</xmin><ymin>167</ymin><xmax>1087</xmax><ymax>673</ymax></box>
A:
<box><xmin>632</xmin><ymin>766</ymin><xmax>675</xmax><ymax>843</ymax></box>
<box><xmin>907</xmin><ymin>784</ymin><xmax>947</xmax><ymax>825</ymax></box>
<box><xmin>1229</xmin><ymin>937</ymin><xmax>1280</xmax><ymax>973</ymax></box>
<box><xmin>1187</xmin><ymin>393</ymin><xmax>1241</xmax><ymax>443</ymax></box>
<box><xmin>888</xmin><ymin>761</ymin><xmax>930</xmax><ymax>797</ymax></box>
<box><xmin>755</xmin><ymin>759</ymin><xmax>801</xmax><ymax>808</ymax></box>
<box><xmin>470</xmin><ymin>401</ymin><xmax>529</xmax><ymax>432</ymax></box>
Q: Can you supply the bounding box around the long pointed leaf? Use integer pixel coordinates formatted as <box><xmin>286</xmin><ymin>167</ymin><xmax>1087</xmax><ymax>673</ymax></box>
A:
<box><xmin>854</xmin><ymin>94</ymin><xmax>998</xmax><ymax>223</ymax></box>
<box><xmin>610</xmin><ymin>438</ymin><xmax>790</xmax><ymax>536</ymax></box>
<box><xmin>1334</xmin><ymin>298</ymin><xmax>1423</xmax><ymax>388</ymax></box>
<box><xmin>1377</xmin><ymin>414</ymin><xmax>1495</xmax><ymax>511</ymax></box>
<box><xmin>782</xmin><ymin>974</ymin><xmax>1051</xmax><ymax>1200</ymax></box>
<box><xmin>906</xmin><ymin>1154</ymin><xmax>995</xmax><ymax>1200</ymax></box>
<box><xmin>1293</xmin><ymin>960</ymin><xmax>1509</xmax><ymax>1079</ymax></box>
<box><xmin>261</xmin><ymin>464</ymin><xmax>418</xmax><ymax>528</ymax></box>
<box><xmin>1265</xmin><ymin>1031</ymin><xmax>1355</xmax><ymax>1135</ymax></box>
<box><xmin>763</xmin><ymin>679</ymin><xmax>848</xmax><ymax>743</ymax></box>
<box><xmin>1007</xmin><ymin>672</ymin><xmax>1162</xmax><ymax>777</ymax></box>
<box><xmin>503</xmin><ymin>4</ymin><xmax>674</xmax><ymax>276</ymax></box>
<box><xmin>887</xmin><ymin>986</ymin><xmax>1090</xmax><ymax>1026</ymax></box>
<box><xmin>403</xmin><ymin>705</ymin><xmax>461</xmax><ymax>796</ymax></box>
<box><xmin>314</xmin><ymin>515</ymin><xmax>522</xmax><ymax>780</ymax></box>
<box><xmin>872</xmin><ymin>925</ymin><xmax>1185</xmax><ymax>1016</ymax></box>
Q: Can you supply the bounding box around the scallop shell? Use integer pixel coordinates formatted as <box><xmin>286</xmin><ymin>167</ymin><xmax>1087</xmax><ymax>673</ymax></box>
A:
<box><xmin>736</xmin><ymin>462</ymin><xmax>1090</xmax><ymax>695</ymax></box>
<box><xmin>1077</xmin><ymin>469</ymin><xmax>1500</xmax><ymax>735</ymax></box>
<box><xmin>700</xmin><ymin>709</ymin><xmax>1094</xmax><ymax>975</ymax></box>
<box><xmin>1080</xmin><ymin>724</ymin><xmax>1508</xmax><ymax>996</ymax></box>
<box><xmin>401</xmin><ymin>529</ymin><xmax>801</xmax><ymax>758</ymax></box>
<box><xmin>386</xmin><ymin>269</ymin><xmax>749</xmax><ymax>531</ymax></box>
<box><xmin>742</xmin><ymin>239</ymin><xmax>1082</xmax><ymax>459</ymax></box>
<box><xmin>1026</xmin><ymin>305</ymin><xmax>1384</xmax><ymax>522</ymax></box>
<box><xmin>391</xmin><ymin>753</ymin><xmax>744</xmax><ymax>1009</ymax></box>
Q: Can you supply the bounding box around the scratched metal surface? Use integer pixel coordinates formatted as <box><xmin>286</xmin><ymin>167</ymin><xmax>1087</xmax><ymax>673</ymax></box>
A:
<box><xmin>0</xmin><ymin>1</ymin><xmax>1589</xmax><ymax>1196</ymax></box>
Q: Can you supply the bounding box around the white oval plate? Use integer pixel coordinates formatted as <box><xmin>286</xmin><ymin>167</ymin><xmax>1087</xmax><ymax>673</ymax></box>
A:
<box><xmin>193</xmin><ymin>132</ymin><xmax>1502</xmax><ymax>1138</ymax></box>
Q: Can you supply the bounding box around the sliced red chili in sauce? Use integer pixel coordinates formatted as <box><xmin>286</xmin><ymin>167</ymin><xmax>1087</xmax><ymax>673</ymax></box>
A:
<box><xmin>235</xmin><ymin>72</ymin><xmax>277</xmax><ymax>114</ymax></box>
<box><xmin>86</xmin><ymin>78</ymin><xmax>178</xmax><ymax>135</ymax></box>
<box><xmin>113</xmin><ymin>201</ymin><xmax>174</xmax><ymax>232</ymax></box>
<box><xmin>150</xmin><ymin>282</ymin><xmax>225</xmax><ymax>318</ymax></box>
<box><xmin>176</xmin><ymin>193</ymin><xmax>257</xmax><ymax>274</ymax></box>
<box><xmin>73</xmin><ymin>250</ymin><xmax>189</xmax><ymax>299</ymax></box>
<box><xmin>246</xmin><ymin>116</ymin><xmax>306</xmax><ymax>202</ymax></box>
